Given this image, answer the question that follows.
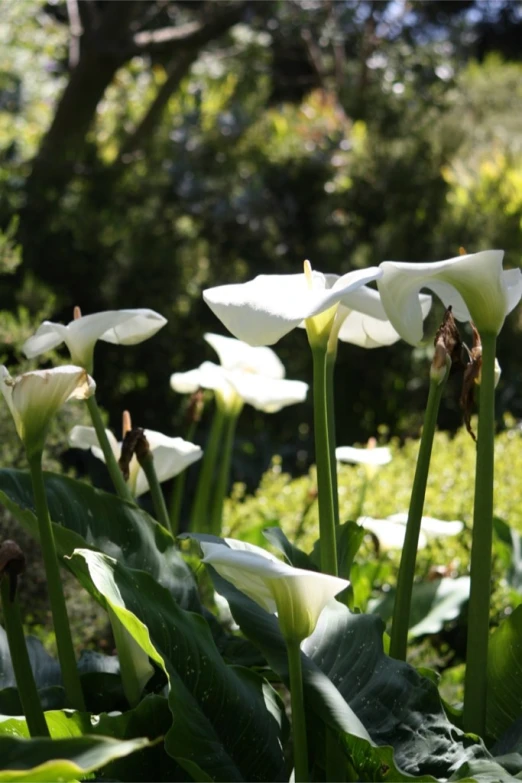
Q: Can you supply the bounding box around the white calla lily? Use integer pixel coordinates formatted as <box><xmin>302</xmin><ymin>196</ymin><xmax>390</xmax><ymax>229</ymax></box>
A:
<box><xmin>336</xmin><ymin>293</ymin><xmax>432</xmax><ymax>348</ymax></box>
<box><xmin>200</xmin><ymin>538</ymin><xmax>349</xmax><ymax>643</ymax></box>
<box><xmin>378</xmin><ymin>250</ymin><xmax>522</xmax><ymax>345</ymax></box>
<box><xmin>1</xmin><ymin>365</ymin><xmax>95</xmax><ymax>457</ymax></box>
<box><xmin>203</xmin><ymin>333</ymin><xmax>284</xmax><ymax>378</ymax></box>
<box><xmin>336</xmin><ymin>445</ymin><xmax>392</xmax><ymax>466</ymax></box>
<box><xmin>203</xmin><ymin>266</ymin><xmax>384</xmax><ymax>347</ymax></box>
<box><xmin>359</xmin><ymin>513</ymin><xmax>464</xmax><ymax>550</ymax></box>
<box><xmin>69</xmin><ymin>425</ymin><xmax>202</xmax><ymax>497</ymax></box>
<box><xmin>23</xmin><ymin>308</ymin><xmax>167</xmax><ymax>371</ymax></box>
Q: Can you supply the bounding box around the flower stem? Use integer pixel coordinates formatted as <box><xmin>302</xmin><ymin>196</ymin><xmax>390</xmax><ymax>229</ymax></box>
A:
<box><xmin>190</xmin><ymin>403</ymin><xmax>226</xmax><ymax>532</ymax></box>
<box><xmin>169</xmin><ymin>419</ymin><xmax>197</xmax><ymax>536</ymax></box>
<box><xmin>27</xmin><ymin>454</ymin><xmax>85</xmax><ymax>711</ymax></box>
<box><xmin>463</xmin><ymin>331</ymin><xmax>497</xmax><ymax>736</ymax></box>
<box><xmin>139</xmin><ymin>452</ymin><xmax>171</xmax><ymax>532</ymax></box>
<box><xmin>326</xmin><ymin>349</ymin><xmax>340</xmax><ymax>527</ymax></box>
<box><xmin>286</xmin><ymin>638</ymin><xmax>308</xmax><ymax>783</ymax></box>
<box><xmin>389</xmin><ymin>372</ymin><xmax>447</xmax><ymax>661</ymax></box>
<box><xmin>0</xmin><ymin>577</ymin><xmax>49</xmax><ymax>737</ymax></box>
<box><xmin>85</xmin><ymin>395</ymin><xmax>134</xmax><ymax>503</ymax></box>
<box><xmin>312</xmin><ymin>346</ymin><xmax>338</xmax><ymax>576</ymax></box>
<box><xmin>210</xmin><ymin>410</ymin><xmax>241</xmax><ymax>536</ymax></box>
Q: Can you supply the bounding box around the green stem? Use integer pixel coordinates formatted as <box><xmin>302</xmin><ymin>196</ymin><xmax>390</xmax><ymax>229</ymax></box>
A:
<box><xmin>210</xmin><ymin>409</ymin><xmax>241</xmax><ymax>536</ymax></box>
<box><xmin>28</xmin><ymin>455</ymin><xmax>85</xmax><ymax>711</ymax></box>
<box><xmin>86</xmin><ymin>396</ymin><xmax>134</xmax><ymax>503</ymax></box>
<box><xmin>0</xmin><ymin>578</ymin><xmax>50</xmax><ymax>737</ymax></box>
<box><xmin>286</xmin><ymin>638</ymin><xmax>308</xmax><ymax>783</ymax></box>
<box><xmin>169</xmin><ymin>419</ymin><xmax>197</xmax><ymax>536</ymax></box>
<box><xmin>389</xmin><ymin>373</ymin><xmax>447</xmax><ymax>661</ymax></box>
<box><xmin>190</xmin><ymin>403</ymin><xmax>226</xmax><ymax>532</ymax></box>
<box><xmin>312</xmin><ymin>346</ymin><xmax>338</xmax><ymax>576</ymax></box>
<box><xmin>326</xmin><ymin>349</ymin><xmax>340</xmax><ymax>527</ymax></box>
<box><xmin>139</xmin><ymin>452</ymin><xmax>171</xmax><ymax>532</ymax></box>
<box><xmin>463</xmin><ymin>332</ymin><xmax>497</xmax><ymax>736</ymax></box>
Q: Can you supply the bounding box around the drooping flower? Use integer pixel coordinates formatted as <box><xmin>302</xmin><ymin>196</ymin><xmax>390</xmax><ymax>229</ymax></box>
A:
<box><xmin>171</xmin><ymin>334</ymin><xmax>308</xmax><ymax>414</ymax></box>
<box><xmin>1</xmin><ymin>365</ymin><xmax>95</xmax><ymax>457</ymax></box>
<box><xmin>69</xmin><ymin>425</ymin><xmax>202</xmax><ymax>497</ymax></box>
<box><xmin>203</xmin><ymin>265</ymin><xmax>384</xmax><ymax>347</ymax></box>
<box><xmin>23</xmin><ymin>308</ymin><xmax>167</xmax><ymax>371</ymax></box>
<box><xmin>378</xmin><ymin>250</ymin><xmax>522</xmax><ymax>345</ymax></box>
<box><xmin>200</xmin><ymin>538</ymin><xmax>349</xmax><ymax>643</ymax></box>
<box><xmin>336</xmin><ymin>293</ymin><xmax>432</xmax><ymax>349</ymax></box>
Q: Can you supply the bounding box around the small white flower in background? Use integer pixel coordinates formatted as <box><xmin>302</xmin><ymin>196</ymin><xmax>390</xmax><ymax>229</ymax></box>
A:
<box><xmin>200</xmin><ymin>538</ymin><xmax>349</xmax><ymax>643</ymax></box>
<box><xmin>170</xmin><ymin>333</ymin><xmax>308</xmax><ymax>414</ymax></box>
<box><xmin>378</xmin><ymin>250</ymin><xmax>522</xmax><ymax>345</ymax></box>
<box><xmin>23</xmin><ymin>308</ymin><xmax>167</xmax><ymax>371</ymax></box>
<box><xmin>203</xmin><ymin>264</ymin><xmax>384</xmax><ymax>347</ymax></box>
<box><xmin>69</xmin><ymin>425</ymin><xmax>202</xmax><ymax>497</ymax></box>
<box><xmin>1</xmin><ymin>365</ymin><xmax>95</xmax><ymax>457</ymax></box>
<box><xmin>358</xmin><ymin>513</ymin><xmax>464</xmax><ymax>551</ymax></box>
<box><xmin>336</xmin><ymin>443</ymin><xmax>392</xmax><ymax>466</ymax></box>
<box><xmin>336</xmin><ymin>292</ymin><xmax>432</xmax><ymax>349</ymax></box>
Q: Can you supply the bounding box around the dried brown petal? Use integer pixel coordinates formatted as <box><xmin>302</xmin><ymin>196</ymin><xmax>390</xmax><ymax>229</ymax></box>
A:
<box><xmin>460</xmin><ymin>324</ymin><xmax>482</xmax><ymax>441</ymax></box>
<box><xmin>433</xmin><ymin>307</ymin><xmax>463</xmax><ymax>369</ymax></box>
<box><xmin>119</xmin><ymin>427</ymin><xmax>149</xmax><ymax>479</ymax></box>
<box><xmin>0</xmin><ymin>540</ymin><xmax>25</xmax><ymax>601</ymax></box>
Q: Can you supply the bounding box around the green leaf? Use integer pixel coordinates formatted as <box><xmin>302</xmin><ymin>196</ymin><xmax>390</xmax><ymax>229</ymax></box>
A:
<box><xmin>0</xmin><ymin>734</ymin><xmax>150</xmax><ymax>782</ymax></box>
<box><xmin>487</xmin><ymin>605</ymin><xmax>522</xmax><ymax>739</ymax></box>
<box><xmin>0</xmin><ymin>695</ymin><xmax>180</xmax><ymax>782</ymax></box>
<box><xmin>68</xmin><ymin>548</ymin><xmax>287</xmax><ymax>783</ymax></box>
<box><xmin>312</xmin><ymin>521</ymin><xmax>365</xmax><ymax>581</ymax></box>
<box><xmin>370</xmin><ymin>577</ymin><xmax>470</xmax><ymax>638</ymax></box>
<box><xmin>0</xmin><ymin>468</ymin><xmax>198</xmax><ymax>608</ymax></box>
<box><xmin>262</xmin><ymin>527</ymin><xmax>319</xmax><ymax>570</ymax></box>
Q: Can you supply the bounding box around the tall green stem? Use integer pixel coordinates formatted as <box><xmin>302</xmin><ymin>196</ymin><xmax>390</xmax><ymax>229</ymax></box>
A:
<box><xmin>85</xmin><ymin>396</ymin><xmax>134</xmax><ymax>502</ymax></box>
<box><xmin>169</xmin><ymin>419</ymin><xmax>197</xmax><ymax>536</ymax></box>
<box><xmin>139</xmin><ymin>452</ymin><xmax>171</xmax><ymax>532</ymax></box>
<box><xmin>312</xmin><ymin>346</ymin><xmax>338</xmax><ymax>576</ymax></box>
<box><xmin>210</xmin><ymin>409</ymin><xmax>241</xmax><ymax>536</ymax></box>
<box><xmin>0</xmin><ymin>578</ymin><xmax>50</xmax><ymax>737</ymax></box>
<box><xmin>28</xmin><ymin>455</ymin><xmax>85</xmax><ymax>711</ymax></box>
<box><xmin>191</xmin><ymin>404</ymin><xmax>226</xmax><ymax>531</ymax></box>
<box><xmin>326</xmin><ymin>349</ymin><xmax>340</xmax><ymax>527</ymax></box>
<box><xmin>286</xmin><ymin>638</ymin><xmax>308</xmax><ymax>783</ymax></box>
<box><xmin>463</xmin><ymin>332</ymin><xmax>497</xmax><ymax>736</ymax></box>
<box><xmin>389</xmin><ymin>372</ymin><xmax>448</xmax><ymax>661</ymax></box>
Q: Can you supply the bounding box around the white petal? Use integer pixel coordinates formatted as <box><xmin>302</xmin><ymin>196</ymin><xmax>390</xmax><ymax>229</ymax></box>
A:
<box><xmin>226</xmin><ymin>370</ymin><xmax>308</xmax><ymax>412</ymax></box>
<box><xmin>338</xmin><ymin>294</ymin><xmax>431</xmax><ymax>348</ymax></box>
<box><xmin>97</xmin><ymin>309</ymin><xmax>167</xmax><ymax>346</ymax></box>
<box><xmin>336</xmin><ymin>446</ymin><xmax>392</xmax><ymax>466</ymax></box>
<box><xmin>204</xmin><ymin>333</ymin><xmax>285</xmax><ymax>379</ymax></box>
<box><xmin>68</xmin><ymin>425</ymin><xmax>120</xmax><ymax>463</ymax></box>
<box><xmin>170</xmin><ymin>368</ymin><xmax>205</xmax><ymax>394</ymax></box>
<box><xmin>22</xmin><ymin>322</ymin><xmax>69</xmax><ymax>359</ymax></box>
<box><xmin>378</xmin><ymin>250</ymin><xmax>514</xmax><ymax>344</ymax></box>
<box><xmin>203</xmin><ymin>267</ymin><xmax>382</xmax><ymax>346</ymax></box>
<box><xmin>388</xmin><ymin>513</ymin><xmax>464</xmax><ymax>538</ymax></box>
<box><xmin>134</xmin><ymin>432</ymin><xmax>202</xmax><ymax>497</ymax></box>
<box><xmin>358</xmin><ymin>516</ymin><xmax>427</xmax><ymax>550</ymax></box>
<box><xmin>503</xmin><ymin>268</ymin><xmax>522</xmax><ymax>316</ymax></box>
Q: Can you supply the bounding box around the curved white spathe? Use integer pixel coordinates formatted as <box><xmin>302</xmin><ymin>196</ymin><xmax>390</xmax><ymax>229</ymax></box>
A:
<box><xmin>203</xmin><ymin>267</ymin><xmax>383</xmax><ymax>346</ymax></box>
<box><xmin>337</xmin><ymin>293</ymin><xmax>432</xmax><ymax>348</ymax></box>
<box><xmin>378</xmin><ymin>250</ymin><xmax>522</xmax><ymax>345</ymax></box>
<box><xmin>200</xmin><ymin>538</ymin><xmax>349</xmax><ymax>643</ymax></box>
<box><xmin>336</xmin><ymin>445</ymin><xmax>392</xmax><ymax>466</ymax></box>
<box><xmin>1</xmin><ymin>365</ymin><xmax>95</xmax><ymax>457</ymax></box>
<box><xmin>68</xmin><ymin>425</ymin><xmax>202</xmax><ymax>497</ymax></box>
<box><xmin>203</xmin><ymin>333</ymin><xmax>284</xmax><ymax>378</ymax></box>
<box><xmin>23</xmin><ymin>309</ymin><xmax>167</xmax><ymax>369</ymax></box>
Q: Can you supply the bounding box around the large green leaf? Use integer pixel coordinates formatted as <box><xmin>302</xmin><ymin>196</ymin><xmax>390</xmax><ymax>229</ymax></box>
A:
<box><xmin>68</xmin><ymin>548</ymin><xmax>287</xmax><ymax>782</ymax></box>
<box><xmin>188</xmin><ymin>535</ymin><xmax>499</xmax><ymax>781</ymax></box>
<box><xmin>0</xmin><ymin>468</ymin><xmax>197</xmax><ymax>608</ymax></box>
<box><xmin>487</xmin><ymin>606</ymin><xmax>522</xmax><ymax>740</ymax></box>
<box><xmin>0</xmin><ymin>694</ymin><xmax>182</xmax><ymax>782</ymax></box>
<box><xmin>0</xmin><ymin>734</ymin><xmax>150</xmax><ymax>782</ymax></box>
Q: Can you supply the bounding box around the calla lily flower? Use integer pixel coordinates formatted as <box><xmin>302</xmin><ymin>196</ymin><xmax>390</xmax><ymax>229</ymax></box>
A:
<box><xmin>23</xmin><ymin>309</ymin><xmax>167</xmax><ymax>371</ymax></box>
<box><xmin>336</xmin><ymin>444</ymin><xmax>392</xmax><ymax>466</ymax></box>
<box><xmin>336</xmin><ymin>293</ymin><xmax>432</xmax><ymax>348</ymax></box>
<box><xmin>378</xmin><ymin>250</ymin><xmax>522</xmax><ymax>345</ymax></box>
<box><xmin>358</xmin><ymin>514</ymin><xmax>464</xmax><ymax>550</ymax></box>
<box><xmin>171</xmin><ymin>334</ymin><xmax>308</xmax><ymax>414</ymax></box>
<box><xmin>1</xmin><ymin>365</ymin><xmax>95</xmax><ymax>457</ymax></box>
<box><xmin>203</xmin><ymin>266</ymin><xmax>384</xmax><ymax>347</ymax></box>
<box><xmin>69</xmin><ymin>425</ymin><xmax>202</xmax><ymax>497</ymax></box>
<box><xmin>200</xmin><ymin>538</ymin><xmax>349</xmax><ymax>643</ymax></box>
